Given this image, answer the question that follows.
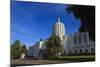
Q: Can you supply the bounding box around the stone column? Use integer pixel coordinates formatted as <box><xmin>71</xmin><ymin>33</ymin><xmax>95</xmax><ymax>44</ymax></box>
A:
<box><xmin>86</xmin><ymin>32</ymin><xmax>89</xmax><ymax>45</ymax></box>
<box><xmin>76</xmin><ymin>33</ymin><xmax>79</xmax><ymax>45</ymax></box>
<box><xmin>82</xmin><ymin>33</ymin><xmax>84</xmax><ymax>45</ymax></box>
<box><xmin>59</xmin><ymin>24</ymin><xmax>61</xmax><ymax>34</ymax></box>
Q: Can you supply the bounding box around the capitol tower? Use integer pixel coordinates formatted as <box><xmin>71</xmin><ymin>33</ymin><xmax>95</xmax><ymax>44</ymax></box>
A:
<box><xmin>52</xmin><ymin>17</ymin><xmax>67</xmax><ymax>40</ymax></box>
<box><xmin>52</xmin><ymin>17</ymin><xmax>68</xmax><ymax>54</ymax></box>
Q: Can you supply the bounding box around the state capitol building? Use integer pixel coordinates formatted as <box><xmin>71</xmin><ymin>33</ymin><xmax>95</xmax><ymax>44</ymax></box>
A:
<box><xmin>28</xmin><ymin>17</ymin><xmax>95</xmax><ymax>58</ymax></box>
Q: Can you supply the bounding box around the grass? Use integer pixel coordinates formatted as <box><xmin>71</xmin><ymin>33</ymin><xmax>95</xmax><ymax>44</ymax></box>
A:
<box><xmin>49</xmin><ymin>55</ymin><xmax>95</xmax><ymax>62</ymax></box>
<box><xmin>58</xmin><ymin>55</ymin><xmax>95</xmax><ymax>58</ymax></box>
<box><xmin>11</xmin><ymin>55</ymin><xmax>95</xmax><ymax>67</ymax></box>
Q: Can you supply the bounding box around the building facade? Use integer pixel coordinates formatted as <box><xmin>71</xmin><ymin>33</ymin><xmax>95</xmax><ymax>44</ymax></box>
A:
<box><xmin>28</xmin><ymin>17</ymin><xmax>95</xmax><ymax>57</ymax></box>
<box><xmin>67</xmin><ymin>32</ymin><xmax>95</xmax><ymax>54</ymax></box>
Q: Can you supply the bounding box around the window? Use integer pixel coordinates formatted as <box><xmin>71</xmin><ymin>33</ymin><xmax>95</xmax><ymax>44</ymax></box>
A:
<box><xmin>75</xmin><ymin>50</ymin><xmax>77</xmax><ymax>53</ymax></box>
<box><xmin>85</xmin><ymin>49</ymin><xmax>88</xmax><ymax>53</ymax></box>
<box><xmin>64</xmin><ymin>51</ymin><xmax>66</xmax><ymax>54</ymax></box>
<box><xmin>91</xmin><ymin>48</ymin><xmax>94</xmax><ymax>52</ymax></box>
<box><xmin>74</xmin><ymin>36</ymin><xmax>77</xmax><ymax>44</ymax></box>
<box><xmin>79</xmin><ymin>35</ymin><xmax>82</xmax><ymax>44</ymax></box>
<box><xmin>80</xmin><ymin>49</ymin><xmax>82</xmax><ymax>53</ymax></box>
<box><xmin>83</xmin><ymin>33</ymin><xmax>87</xmax><ymax>42</ymax></box>
<box><xmin>69</xmin><ymin>50</ymin><xmax>71</xmax><ymax>54</ymax></box>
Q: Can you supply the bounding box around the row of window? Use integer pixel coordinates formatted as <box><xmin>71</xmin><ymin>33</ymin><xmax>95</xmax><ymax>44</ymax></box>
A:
<box><xmin>74</xmin><ymin>48</ymin><xmax>94</xmax><ymax>53</ymax></box>
<box><xmin>74</xmin><ymin>33</ymin><xmax>88</xmax><ymax>45</ymax></box>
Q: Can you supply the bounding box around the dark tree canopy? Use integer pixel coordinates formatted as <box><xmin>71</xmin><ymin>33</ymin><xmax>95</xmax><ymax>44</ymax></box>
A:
<box><xmin>67</xmin><ymin>5</ymin><xmax>95</xmax><ymax>41</ymax></box>
<box><xmin>45</xmin><ymin>35</ymin><xmax>62</xmax><ymax>57</ymax></box>
<box><xmin>21</xmin><ymin>44</ymin><xmax>28</xmax><ymax>54</ymax></box>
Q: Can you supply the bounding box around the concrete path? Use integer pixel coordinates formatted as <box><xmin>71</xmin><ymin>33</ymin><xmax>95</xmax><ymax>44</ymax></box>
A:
<box><xmin>11</xmin><ymin>59</ymin><xmax>72</xmax><ymax>66</ymax></box>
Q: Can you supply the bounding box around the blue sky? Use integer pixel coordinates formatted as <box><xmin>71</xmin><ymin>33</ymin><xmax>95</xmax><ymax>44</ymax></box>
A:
<box><xmin>11</xmin><ymin>1</ymin><xmax>81</xmax><ymax>47</ymax></box>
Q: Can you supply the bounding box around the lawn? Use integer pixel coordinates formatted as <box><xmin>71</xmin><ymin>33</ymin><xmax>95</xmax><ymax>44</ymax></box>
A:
<box><xmin>11</xmin><ymin>55</ymin><xmax>95</xmax><ymax>67</ymax></box>
<box><xmin>58</xmin><ymin>55</ymin><xmax>95</xmax><ymax>58</ymax></box>
<box><xmin>54</xmin><ymin>55</ymin><xmax>95</xmax><ymax>62</ymax></box>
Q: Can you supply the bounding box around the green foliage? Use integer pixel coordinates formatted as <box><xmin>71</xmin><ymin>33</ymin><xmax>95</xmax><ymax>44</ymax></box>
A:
<box><xmin>11</xmin><ymin>40</ymin><xmax>21</xmax><ymax>59</ymax></box>
<box><xmin>21</xmin><ymin>44</ymin><xmax>28</xmax><ymax>56</ymax></box>
<box><xmin>46</xmin><ymin>35</ymin><xmax>62</xmax><ymax>58</ymax></box>
<box><xmin>67</xmin><ymin>5</ymin><xmax>95</xmax><ymax>41</ymax></box>
<box><xmin>11</xmin><ymin>40</ymin><xmax>28</xmax><ymax>59</ymax></box>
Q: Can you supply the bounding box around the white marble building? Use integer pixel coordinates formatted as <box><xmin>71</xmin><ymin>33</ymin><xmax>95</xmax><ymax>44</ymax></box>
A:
<box><xmin>28</xmin><ymin>17</ymin><xmax>95</xmax><ymax>57</ymax></box>
<box><xmin>28</xmin><ymin>39</ymin><xmax>47</xmax><ymax>58</ymax></box>
<box><xmin>67</xmin><ymin>32</ymin><xmax>95</xmax><ymax>54</ymax></box>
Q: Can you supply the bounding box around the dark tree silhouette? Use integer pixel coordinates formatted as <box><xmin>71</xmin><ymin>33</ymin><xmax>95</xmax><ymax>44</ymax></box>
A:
<box><xmin>45</xmin><ymin>35</ymin><xmax>62</xmax><ymax>58</ymax></box>
<box><xmin>67</xmin><ymin>5</ymin><xmax>95</xmax><ymax>41</ymax></box>
<box><xmin>21</xmin><ymin>44</ymin><xmax>28</xmax><ymax>55</ymax></box>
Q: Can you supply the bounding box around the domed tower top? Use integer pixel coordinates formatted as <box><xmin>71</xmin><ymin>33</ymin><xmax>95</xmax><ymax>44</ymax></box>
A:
<box><xmin>57</xmin><ymin>17</ymin><xmax>61</xmax><ymax>23</ymax></box>
<box><xmin>52</xmin><ymin>17</ymin><xmax>66</xmax><ymax>36</ymax></box>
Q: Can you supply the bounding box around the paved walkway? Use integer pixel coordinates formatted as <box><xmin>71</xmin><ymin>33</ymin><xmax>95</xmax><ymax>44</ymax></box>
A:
<box><xmin>11</xmin><ymin>59</ymin><xmax>72</xmax><ymax>66</ymax></box>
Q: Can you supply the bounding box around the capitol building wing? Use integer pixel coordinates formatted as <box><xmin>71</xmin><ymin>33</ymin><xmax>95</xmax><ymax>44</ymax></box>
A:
<box><xmin>28</xmin><ymin>17</ymin><xmax>95</xmax><ymax>58</ymax></box>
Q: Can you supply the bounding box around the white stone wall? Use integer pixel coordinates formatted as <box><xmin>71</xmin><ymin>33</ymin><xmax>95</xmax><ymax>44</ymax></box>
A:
<box><xmin>65</xmin><ymin>32</ymin><xmax>95</xmax><ymax>54</ymax></box>
<box><xmin>28</xmin><ymin>40</ymin><xmax>47</xmax><ymax>57</ymax></box>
